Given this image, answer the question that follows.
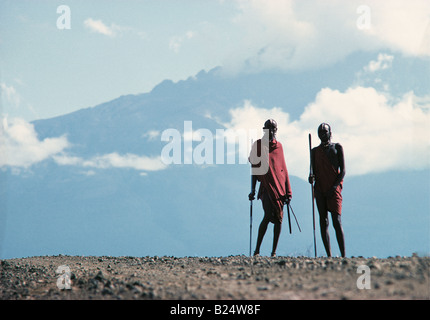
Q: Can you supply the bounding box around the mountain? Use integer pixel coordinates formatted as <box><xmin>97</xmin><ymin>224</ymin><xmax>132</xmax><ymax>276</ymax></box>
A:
<box><xmin>1</xmin><ymin>53</ymin><xmax>429</xmax><ymax>259</ymax></box>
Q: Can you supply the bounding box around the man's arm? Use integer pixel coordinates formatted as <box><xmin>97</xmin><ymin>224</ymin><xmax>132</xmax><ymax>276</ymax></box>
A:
<box><xmin>325</xmin><ymin>144</ymin><xmax>345</xmax><ymax>198</ymax></box>
<box><xmin>333</xmin><ymin>143</ymin><xmax>345</xmax><ymax>188</ymax></box>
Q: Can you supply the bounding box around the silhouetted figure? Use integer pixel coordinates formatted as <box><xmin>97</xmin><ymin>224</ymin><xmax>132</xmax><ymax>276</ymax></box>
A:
<box><xmin>309</xmin><ymin>123</ymin><xmax>346</xmax><ymax>257</ymax></box>
<box><xmin>249</xmin><ymin>119</ymin><xmax>292</xmax><ymax>257</ymax></box>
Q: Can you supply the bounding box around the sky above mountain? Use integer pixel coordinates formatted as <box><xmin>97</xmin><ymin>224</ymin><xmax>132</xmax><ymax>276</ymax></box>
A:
<box><xmin>1</xmin><ymin>0</ymin><xmax>429</xmax><ymax>121</ymax></box>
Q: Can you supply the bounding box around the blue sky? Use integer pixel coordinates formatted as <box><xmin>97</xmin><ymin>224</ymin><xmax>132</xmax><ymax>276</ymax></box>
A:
<box><xmin>1</xmin><ymin>0</ymin><xmax>239</xmax><ymax>120</ymax></box>
<box><xmin>1</xmin><ymin>0</ymin><xmax>429</xmax><ymax>122</ymax></box>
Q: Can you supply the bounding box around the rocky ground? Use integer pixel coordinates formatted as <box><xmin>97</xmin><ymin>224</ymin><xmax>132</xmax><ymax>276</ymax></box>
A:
<box><xmin>0</xmin><ymin>254</ymin><xmax>428</xmax><ymax>300</ymax></box>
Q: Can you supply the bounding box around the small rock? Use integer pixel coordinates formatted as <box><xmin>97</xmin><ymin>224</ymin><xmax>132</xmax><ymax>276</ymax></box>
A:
<box><xmin>94</xmin><ymin>271</ymin><xmax>105</xmax><ymax>282</ymax></box>
<box><xmin>101</xmin><ymin>288</ymin><xmax>113</xmax><ymax>295</ymax></box>
<box><xmin>257</xmin><ymin>286</ymin><xmax>268</xmax><ymax>291</ymax></box>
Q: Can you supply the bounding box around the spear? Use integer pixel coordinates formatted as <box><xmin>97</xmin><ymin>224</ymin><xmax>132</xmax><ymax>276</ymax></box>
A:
<box><xmin>249</xmin><ymin>139</ymin><xmax>254</xmax><ymax>257</ymax></box>
<box><xmin>287</xmin><ymin>200</ymin><xmax>292</xmax><ymax>234</ymax></box>
<box><xmin>288</xmin><ymin>203</ymin><xmax>301</xmax><ymax>232</ymax></box>
<box><xmin>309</xmin><ymin>133</ymin><xmax>317</xmax><ymax>258</ymax></box>
<box><xmin>249</xmin><ymin>191</ymin><xmax>253</xmax><ymax>257</ymax></box>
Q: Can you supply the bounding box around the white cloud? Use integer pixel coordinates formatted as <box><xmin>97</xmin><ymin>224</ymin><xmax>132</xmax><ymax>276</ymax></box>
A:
<box><xmin>169</xmin><ymin>30</ymin><xmax>196</xmax><ymax>53</ymax></box>
<box><xmin>225</xmin><ymin>87</ymin><xmax>430</xmax><ymax>179</ymax></box>
<box><xmin>367</xmin><ymin>0</ymin><xmax>430</xmax><ymax>57</ymax></box>
<box><xmin>84</xmin><ymin>18</ymin><xmax>116</xmax><ymax>37</ymax></box>
<box><xmin>300</xmin><ymin>87</ymin><xmax>430</xmax><ymax>175</ymax></box>
<box><xmin>364</xmin><ymin>53</ymin><xmax>394</xmax><ymax>72</ymax></box>
<box><xmin>53</xmin><ymin>153</ymin><xmax>167</xmax><ymax>172</ymax></box>
<box><xmin>0</xmin><ymin>118</ymin><xmax>167</xmax><ymax>173</ymax></box>
<box><xmin>143</xmin><ymin>130</ymin><xmax>160</xmax><ymax>141</ymax></box>
<box><xmin>83</xmin><ymin>18</ymin><xmax>146</xmax><ymax>39</ymax></box>
<box><xmin>1</xmin><ymin>83</ymin><xmax>21</xmax><ymax>108</ymax></box>
<box><xmin>169</xmin><ymin>37</ymin><xmax>181</xmax><ymax>53</ymax></box>
<box><xmin>226</xmin><ymin>0</ymin><xmax>430</xmax><ymax>73</ymax></box>
<box><xmin>1</xmin><ymin>82</ymin><xmax>41</xmax><ymax>119</ymax></box>
<box><xmin>0</xmin><ymin>117</ymin><xmax>69</xmax><ymax>168</ymax></box>
<box><xmin>84</xmin><ymin>153</ymin><xmax>167</xmax><ymax>171</ymax></box>
<box><xmin>81</xmin><ymin>170</ymin><xmax>96</xmax><ymax>176</ymax></box>
<box><xmin>52</xmin><ymin>154</ymin><xmax>82</xmax><ymax>166</ymax></box>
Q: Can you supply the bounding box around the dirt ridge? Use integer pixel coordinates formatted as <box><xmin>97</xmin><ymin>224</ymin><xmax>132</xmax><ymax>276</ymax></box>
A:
<box><xmin>1</xmin><ymin>254</ymin><xmax>429</xmax><ymax>300</ymax></box>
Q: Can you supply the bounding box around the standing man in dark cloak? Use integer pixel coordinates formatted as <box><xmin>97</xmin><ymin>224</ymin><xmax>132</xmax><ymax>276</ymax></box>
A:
<box><xmin>248</xmin><ymin>119</ymin><xmax>292</xmax><ymax>257</ymax></box>
<box><xmin>309</xmin><ymin>123</ymin><xmax>346</xmax><ymax>257</ymax></box>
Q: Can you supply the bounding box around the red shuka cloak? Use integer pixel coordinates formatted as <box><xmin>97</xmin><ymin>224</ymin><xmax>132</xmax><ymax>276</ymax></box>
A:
<box><xmin>314</xmin><ymin>145</ymin><xmax>343</xmax><ymax>215</ymax></box>
<box><xmin>249</xmin><ymin>139</ymin><xmax>292</xmax><ymax>223</ymax></box>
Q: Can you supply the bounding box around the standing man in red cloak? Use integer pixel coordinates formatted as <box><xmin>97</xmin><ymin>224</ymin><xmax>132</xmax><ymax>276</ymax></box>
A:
<box><xmin>309</xmin><ymin>123</ymin><xmax>346</xmax><ymax>257</ymax></box>
<box><xmin>248</xmin><ymin>119</ymin><xmax>292</xmax><ymax>257</ymax></box>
